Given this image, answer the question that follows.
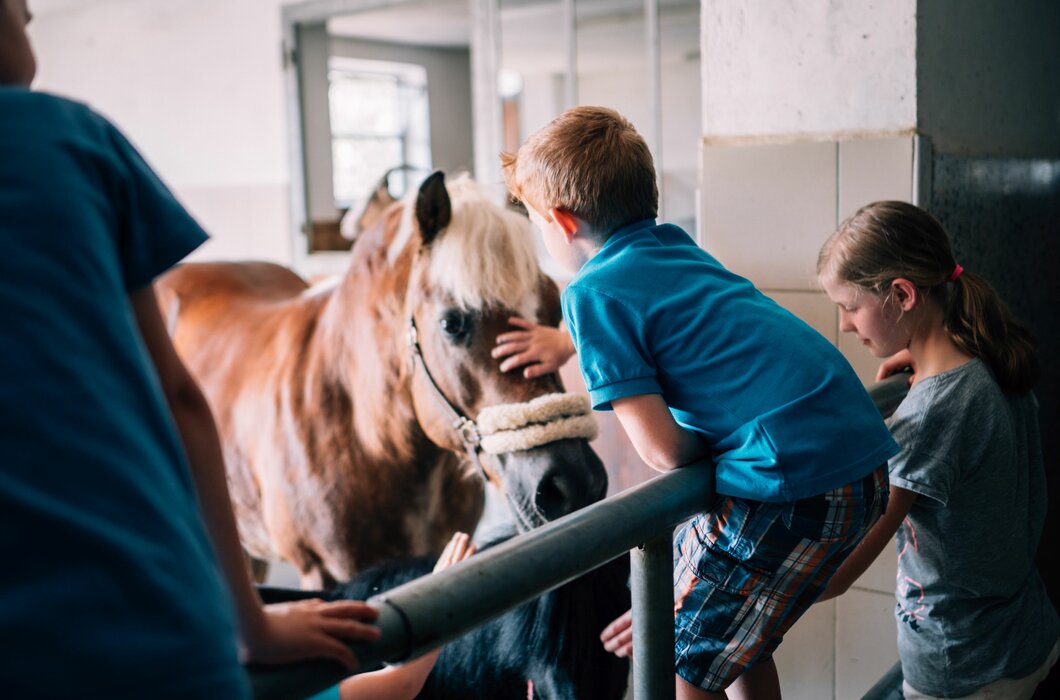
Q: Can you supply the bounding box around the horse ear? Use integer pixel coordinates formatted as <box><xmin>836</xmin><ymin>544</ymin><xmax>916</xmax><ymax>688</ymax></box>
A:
<box><xmin>415</xmin><ymin>171</ymin><xmax>452</xmax><ymax>246</ymax></box>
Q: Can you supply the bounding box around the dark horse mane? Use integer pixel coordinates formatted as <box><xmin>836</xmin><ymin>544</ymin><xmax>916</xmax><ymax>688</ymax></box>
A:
<box><xmin>260</xmin><ymin>533</ymin><xmax>630</xmax><ymax>699</ymax></box>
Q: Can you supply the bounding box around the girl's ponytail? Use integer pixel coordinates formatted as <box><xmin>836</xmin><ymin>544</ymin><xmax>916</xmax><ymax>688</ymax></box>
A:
<box><xmin>945</xmin><ymin>273</ymin><xmax>1040</xmax><ymax>394</ymax></box>
<box><xmin>821</xmin><ymin>201</ymin><xmax>1040</xmax><ymax>395</ymax></box>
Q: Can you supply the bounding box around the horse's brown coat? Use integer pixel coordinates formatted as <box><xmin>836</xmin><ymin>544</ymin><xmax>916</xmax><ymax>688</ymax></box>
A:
<box><xmin>158</xmin><ymin>174</ymin><xmax>605</xmax><ymax>586</ymax></box>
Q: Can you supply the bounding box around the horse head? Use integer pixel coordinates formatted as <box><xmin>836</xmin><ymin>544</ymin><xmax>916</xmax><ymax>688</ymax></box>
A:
<box><xmin>401</xmin><ymin>171</ymin><xmax>608</xmax><ymax>530</ymax></box>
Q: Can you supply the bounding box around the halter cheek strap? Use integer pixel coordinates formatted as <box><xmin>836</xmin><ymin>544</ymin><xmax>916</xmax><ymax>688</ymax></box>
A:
<box><xmin>407</xmin><ymin>317</ymin><xmax>598</xmax><ymax>477</ymax></box>
<box><xmin>408</xmin><ymin>317</ymin><xmax>488</xmax><ymax>480</ymax></box>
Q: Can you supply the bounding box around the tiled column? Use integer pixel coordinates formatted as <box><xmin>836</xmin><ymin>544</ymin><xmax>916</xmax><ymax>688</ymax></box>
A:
<box><xmin>698</xmin><ymin>0</ymin><xmax>920</xmax><ymax>692</ymax></box>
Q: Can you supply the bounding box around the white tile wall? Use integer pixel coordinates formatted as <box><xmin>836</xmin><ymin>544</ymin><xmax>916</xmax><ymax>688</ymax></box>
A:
<box><xmin>775</xmin><ymin>600</ymin><xmax>837</xmax><ymax>700</ymax></box>
<box><xmin>836</xmin><ymin>589</ymin><xmax>900</xmax><ymax>699</ymax></box>
<box><xmin>698</xmin><ymin>135</ymin><xmax>914</xmax><ymax>697</ymax></box>
<box><xmin>853</xmin><ymin>537</ymin><xmax>899</xmax><ymax>595</ymax></box>
<box><xmin>701</xmin><ymin>141</ymin><xmax>837</xmax><ymax>291</ymax></box>
<box><xmin>838</xmin><ymin>138</ymin><xmax>915</xmax><ymax>220</ymax></box>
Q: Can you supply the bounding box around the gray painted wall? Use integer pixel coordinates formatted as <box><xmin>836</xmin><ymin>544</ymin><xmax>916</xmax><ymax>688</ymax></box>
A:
<box><xmin>297</xmin><ymin>23</ymin><xmax>336</xmax><ymax>225</ymax></box>
<box><xmin>927</xmin><ymin>154</ymin><xmax>1060</xmax><ymax>629</ymax></box>
<box><xmin>917</xmin><ymin>0</ymin><xmax>1060</xmax><ymax>157</ymax></box>
<box><xmin>916</xmin><ymin>0</ymin><xmax>1060</xmax><ymax>626</ymax></box>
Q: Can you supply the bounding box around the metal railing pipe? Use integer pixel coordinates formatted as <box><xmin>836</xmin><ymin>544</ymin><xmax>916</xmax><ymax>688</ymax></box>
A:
<box><xmin>250</xmin><ymin>462</ymin><xmax>714</xmax><ymax>699</ymax></box>
<box><xmin>249</xmin><ymin>374</ymin><xmax>909</xmax><ymax>699</ymax></box>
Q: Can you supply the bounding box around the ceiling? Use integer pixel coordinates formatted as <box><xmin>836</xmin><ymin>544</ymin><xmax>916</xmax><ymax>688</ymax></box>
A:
<box><xmin>327</xmin><ymin>0</ymin><xmax>700</xmax><ymax>73</ymax></box>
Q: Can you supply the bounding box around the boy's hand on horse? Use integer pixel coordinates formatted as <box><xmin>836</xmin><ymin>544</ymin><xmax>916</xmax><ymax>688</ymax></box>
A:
<box><xmin>493</xmin><ymin>316</ymin><xmax>575</xmax><ymax>378</ymax></box>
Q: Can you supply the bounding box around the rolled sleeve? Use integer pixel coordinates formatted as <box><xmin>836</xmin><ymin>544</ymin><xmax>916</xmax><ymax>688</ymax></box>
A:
<box><xmin>588</xmin><ymin>375</ymin><xmax>662</xmax><ymax>411</ymax></box>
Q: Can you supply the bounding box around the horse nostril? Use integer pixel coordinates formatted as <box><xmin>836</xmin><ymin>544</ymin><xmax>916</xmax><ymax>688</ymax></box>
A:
<box><xmin>535</xmin><ymin>468</ymin><xmax>581</xmax><ymax>521</ymax></box>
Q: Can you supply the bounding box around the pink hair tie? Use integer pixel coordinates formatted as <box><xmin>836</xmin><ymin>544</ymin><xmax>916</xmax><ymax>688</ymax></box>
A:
<box><xmin>949</xmin><ymin>264</ymin><xmax>964</xmax><ymax>281</ymax></box>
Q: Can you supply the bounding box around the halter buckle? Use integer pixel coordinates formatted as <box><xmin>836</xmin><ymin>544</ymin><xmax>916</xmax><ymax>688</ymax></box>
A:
<box><xmin>454</xmin><ymin>416</ymin><xmax>481</xmax><ymax>449</ymax></box>
<box><xmin>407</xmin><ymin>321</ymin><xmax>420</xmax><ymax>354</ymax></box>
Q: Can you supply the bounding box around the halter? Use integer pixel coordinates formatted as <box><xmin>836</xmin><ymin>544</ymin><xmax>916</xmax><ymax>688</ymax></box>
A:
<box><xmin>408</xmin><ymin>316</ymin><xmax>489</xmax><ymax>479</ymax></box>
<box><xmin>406</xmin><ymin>316</ymin><xmax>598</xmax><ymax>482</ymax></box>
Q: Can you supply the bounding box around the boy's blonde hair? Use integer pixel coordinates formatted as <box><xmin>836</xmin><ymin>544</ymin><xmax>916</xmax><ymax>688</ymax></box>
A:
<box><xmin>501</xmin><ymin>106</ymin><xmax>658</xmax><ymax>237</ymax></box>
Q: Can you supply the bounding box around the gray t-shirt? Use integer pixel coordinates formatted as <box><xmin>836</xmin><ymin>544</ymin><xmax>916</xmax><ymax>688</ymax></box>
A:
<box><xmin>888</xmin><ymin>359</ymin><xmax>1058</xmax><ymax>696</ymax></box>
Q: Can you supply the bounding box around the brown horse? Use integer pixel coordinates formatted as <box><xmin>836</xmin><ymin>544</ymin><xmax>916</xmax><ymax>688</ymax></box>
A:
<box><xmin>157</xmin><ymin>172</ymin><xmax>606</xmax><ymax>587</ymax></box>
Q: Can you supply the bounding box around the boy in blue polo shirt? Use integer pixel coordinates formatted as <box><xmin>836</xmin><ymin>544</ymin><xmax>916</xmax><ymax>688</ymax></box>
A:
<box><xmin>501</xmin><ymin>106</ymin><xmax>897</xmax><ymax>698</ymax></box>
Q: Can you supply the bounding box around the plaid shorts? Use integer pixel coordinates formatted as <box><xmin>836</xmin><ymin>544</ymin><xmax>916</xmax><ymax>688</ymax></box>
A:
<box><xmin>673</xmin><ymin>465</ymin><xmax>888</xmax><ymax>692</ymax></box>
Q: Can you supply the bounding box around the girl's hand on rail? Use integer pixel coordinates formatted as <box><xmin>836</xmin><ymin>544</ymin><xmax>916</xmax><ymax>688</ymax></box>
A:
<box><xmin>243</xmin><ymin>598</ymin><xmax>382</xmax><ymax>671</ymax></box>
<box><xmin>600</xmin><ymin>608</ymin><xmax>633</xmax><ymax>658</ymax></box>
<box><xmin>876</xmin><ymin>348</ymin><xmax>916</xmax><ymax>384</ymax></box>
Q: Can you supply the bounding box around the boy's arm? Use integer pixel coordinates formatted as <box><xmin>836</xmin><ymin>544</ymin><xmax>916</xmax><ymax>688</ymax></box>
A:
<box><xmin>611</xmin><ymin>394</ymin><xmax>709</xmax><ymax>472</ymax></box>
<box><xmin>129</xmin><ymin>285</ymin><xmax>380</xmax><ymax>669</ymax></box>
<box><xmin>816</xmin><ymin>485</ymin><xmax>915</xmax><ymax>602</ymax></box>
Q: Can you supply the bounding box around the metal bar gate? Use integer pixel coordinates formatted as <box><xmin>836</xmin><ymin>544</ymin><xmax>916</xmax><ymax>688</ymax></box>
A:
<box><xmin>250</xmin><ymin>373</ymin><xmax>910</xmax><ymax>699</ymax></box>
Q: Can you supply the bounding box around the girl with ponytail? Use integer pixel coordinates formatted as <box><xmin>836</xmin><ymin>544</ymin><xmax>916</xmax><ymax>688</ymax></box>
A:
<box><xmin>816</xmin><ymin>200</ymin><xmax>1058</xmax><ymax>699</ymax></box>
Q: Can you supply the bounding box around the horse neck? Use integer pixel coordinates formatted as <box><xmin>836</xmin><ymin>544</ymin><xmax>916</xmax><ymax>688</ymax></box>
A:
<box><xmin>314</xmin><ymin>231</ymin><xmax>425</xmax><ymax>463</ymax></box>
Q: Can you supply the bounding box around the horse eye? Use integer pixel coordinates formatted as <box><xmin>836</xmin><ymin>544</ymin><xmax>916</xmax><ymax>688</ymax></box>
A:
<box><xmin>439</xmin><ymin>310</ymin><xmax>470</xmax><ymax>339</ymax></box>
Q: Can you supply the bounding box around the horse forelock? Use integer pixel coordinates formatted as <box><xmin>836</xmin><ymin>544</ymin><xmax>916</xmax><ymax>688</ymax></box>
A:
<box><xmin>388</xmin><ymin>175</ymin><xmax>542</xmax><ymax>317</ymax></box>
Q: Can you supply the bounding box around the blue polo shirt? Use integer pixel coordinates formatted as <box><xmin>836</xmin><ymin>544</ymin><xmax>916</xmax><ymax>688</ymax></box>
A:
<box><xmin>0</xmin><ymin>89</ymin><xmax>248</xmax><ymax>698</ymax></box>
<box><xmin>562</xmin><ymin>219</ymin><xmax>898</xmax><ymax>501</ymax></box>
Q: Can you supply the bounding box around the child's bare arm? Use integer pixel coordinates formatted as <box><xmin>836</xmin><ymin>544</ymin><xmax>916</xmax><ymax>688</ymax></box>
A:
<box><xmin>492</xmin><ymin>316</ymin><xmax>575</xmax><ymax>378</ymax></box>
<box><xmin>816</xmin><ymin>485</ymin><xmax>915</xmax><ymax>602</ymax></box>
<box><xmin>129</xmin><ymin>285</ymin><xmax>381</xmax><ymax>670</ymax></box>
<box><xmin>337</xmin><ymin>532</ymin><xmax>476</xmax><ymax>700</ymax></box>
<box><xmin>611</xmin><ymin>394</ymin><xmax>708</xmax><ymax>472</ymax></box>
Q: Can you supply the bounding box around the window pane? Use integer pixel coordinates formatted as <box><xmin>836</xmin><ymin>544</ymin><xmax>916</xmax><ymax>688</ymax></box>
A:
<box><xmin>329</xmin><ymin>72</ymin><xmax>401</xmax><ymax>135</ymax></box>
<box><xmin>332</xmin><ymin>136</ymin><xmax>404</xmax><ymax>207</ymax></box>
<box><xmin>327</xmin><ymin>58</ymin><xmax>431</xmax><ymax>210</ymax></box>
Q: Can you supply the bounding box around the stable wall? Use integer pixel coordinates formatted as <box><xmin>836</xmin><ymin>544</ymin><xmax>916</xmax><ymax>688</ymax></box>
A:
<box><xmin>702</xmin><ymin>0</ymin><xmax>917</xmax><ymax>141</ymax></box>
<box><xmin>917</xmin><ymin>0</ymin><xmax>1060</xmax><ymax>158</ymax></box>
<box><xmin>28</xmin><ymin>0</ymin><xmax>294</xmax><ymax>264</ymax></box>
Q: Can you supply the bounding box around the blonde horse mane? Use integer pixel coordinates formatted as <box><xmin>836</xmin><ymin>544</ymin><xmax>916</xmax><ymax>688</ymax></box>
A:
<box><xmin>388</xmin><ymin>174</ymin><xmax>541</xmax><ymax>314</ymax></box>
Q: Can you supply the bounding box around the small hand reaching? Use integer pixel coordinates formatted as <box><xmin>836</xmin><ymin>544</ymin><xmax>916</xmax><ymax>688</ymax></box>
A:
<box><xmin>600</xmin><ymin>608</ymin><xmax>633</xmax><ymax>658</ymax></box>
<box><xmin>433</xmin><ymin>531</ymin><xmax>476</xmax><ymax>573</ymax></box>
<box><xmin>336</xmin><ymin>532</ymin><xmax>476</xmax><ymax>700</ymax></box>
<box><xmin>492</xmin><ymin>317</ymin><xmax>575</xmax><ymax>379</ymax></box>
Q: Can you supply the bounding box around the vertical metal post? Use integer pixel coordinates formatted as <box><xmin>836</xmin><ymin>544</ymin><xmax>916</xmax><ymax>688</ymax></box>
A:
<box><xmin>631</xmin><ymin>531</ymin><xmax>675</xmax><ymax>700</ymax></box>
<box><xmin>562</xmin><ymin>0</ymin><xmax>578</xmax><ymax>108</ymax></box>
<box><xmin>644</xmin><ymin>0</ymin><xmax>663</xmax><ymax>220</ymax></box>
<box><xmin>470</xmin><ymin>0</ymin><xmax>502</xmax><ymax>184</ymax></box>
